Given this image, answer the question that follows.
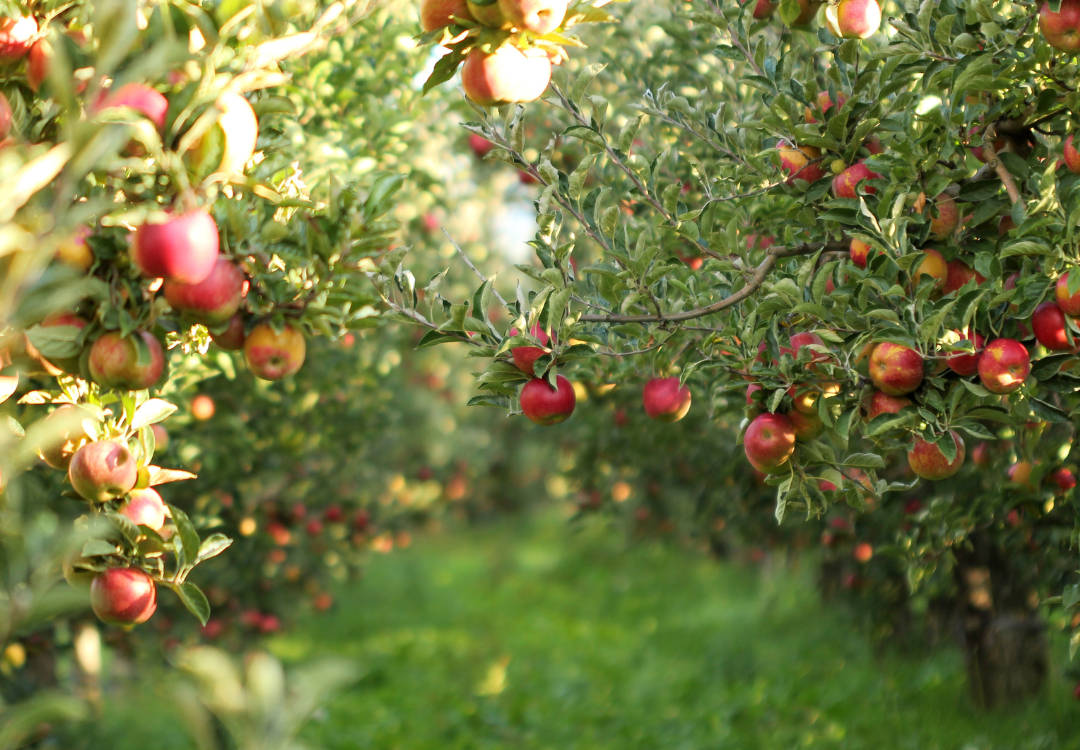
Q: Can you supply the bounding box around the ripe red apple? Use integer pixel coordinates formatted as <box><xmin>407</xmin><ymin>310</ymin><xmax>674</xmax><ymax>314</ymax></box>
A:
<box><xmin>780</xmin><ymin>331</ymin><xmax>827</xmax><ymax>364</ymax></box>
<box><xmin>849</xmin><ymin>238</ymin><xmax>870</xmax><ymax>268</ymax></box>
<box><xmin>743</xmin><ymin>413</ymin><xmax>796</xmax><ymax>473</ymax></box>
<box><xmin>243</xmin><ymin>322</ymin><xmax>306</xmax><ymax>380</ymax></box>
<box><xmin>37</xmin><ymin>404</ymin><xmax>92</xmax><ymax>469</ymax></box>
<box><xmin>1040</xmin><ymin>0</ymin><xmax>1080</xmax><ymax>51</ymax></box>
<box><xmin>1051</xmin><ymin>467</ymin><xmax>1077</xmax><ymax>493</ymax></box>
<box><xmin>0</xmin><ymin>91</ymin><xmax>11</xmax><ymax>140</ymax></box>
<box><xmin>191</xmin><ymin>394</ymin><xmax>215</xmax><ymax>421</ymax></box>
<box><xmin>468</xmin><ymin>133</ymin><xmax>495</xmax><ymax>158</ymax></box>
<box><xmin>742</xmin><ymin>0</ymin><xmax>776</xmax><ymax>19</ymax></box>
<box><xmin>27</xmin><ymin>38</ymin><xmax>52</xmax><ymax>93</ymax></box>
<box><xmin>642</xmin><ymin>377</ymin><xmax>692</xmax><ymax>422</ymax></box>
<box><xmin>520</xmin><ymin>375</ymin><xmax>576</xmax><ymax>424</ymax></box>
<box><xmin>927</xmin><ymin>192</ymin><xmax>959</xmax><ymax>239</ymax></box>
<box><xmin>467</xmin><ymin>0</ymin><xmax>506</xmax><ymax>26</ymax></box>
<box><xmin>832</xmin><ymin>161</ymin><xmax>881</xmax><ymax>198</ymax></box>
<box><xmin>863</xmin><ymin>390</ymin><xmax>912</xmax><ymax>419</ymax></box>
<box><xmin>1031</xmin><ymin>300</ymin><xmax>1075</xmax><ymax>351</ymax></box>
<box><xmin>68</xmin><ymin>440</ymin><xmax>138</xmax><ymax>502</ymax></box>
<box><xmin>1056</xmin><ymin>271</ymin><xmax>1080</xmax><ymax>316</ymax></box>
<box><xmin>978</xmin><ymin>338</ymin><xmax>1030</xmax><ymax>394</ymax></box>
<box><xmin>805</xmin><ymin>91</ymin><xmax>846</xmax><ymax>123</ymax></box>
<box><xmin>88</xmin><ymin>330</ymin><xmax>167</xmax><ymax>391</ymax></box>
<box><xmin>1065</xmin><ymin>135</ymin><xmax>1080</xmax><ymax>174</ymax></box>
<box><xmin>163</xmin><ymin>256</ymin><xmax>244</xmax><ymax>324</ymax></box>
<box><xmin>90</xmin><ymin>568</ymin><xmax>157</xmax><ymax>626</ymax></box>
<box><xmin>907</xmin><ymin>431</ymin><xmax>965</xmax><ymax>480</ymax></box>
<box><xmin>778</xmin><ymin>144</ymin><xmax>824</xmax><ymax>184</ymax></box>
<box><xmin>132</xmin><ymin>209</ymin><xmax>220</xmax><ymax>284</ymax></box>
<box><xmin>824</xmin><ymin>0</ymin><xmax>881</xmax><ymax>38</ymax></box>
<box><xmin>121</xmin><ymin>488</ymin><xmax>167</xmax><ymax>531</ymax></box>
<box><xmin>868</xmin><ymin>342</ymin><xmax>923</xmax><ymax>396</ymax></box>
<box><xmin>0</xmin><ymin>15</ymin><xmax>37</xmax><ymax>61</ymax></box>
<box><xmin>510</xmin><ymin>324</ymin><xmax>551</xmax><ymax>375</ymax></box>
<box><xmin>853</xmin><ymin>541</ymin><xmax>874</xmax><ymax>563</ymax></box>
<box><xmin>498</xmin><ymin>0</ymin><xmax>567</xmax><ymax>34</ymax></box>
<box><xmin>420</xmin><ymin>0</ymin><xmax>473</xmax><ymax>31</ymax></box>
<box><xmin>212</xmin><ymin>314</ymin><xmax>246</xmax><ymax>350</ymax></box>
<box><xmin>970</xmin><ymin>442</ymin><xmax>991</xmax><ymax>467</ymax></box>
<box><xmin>944</xmin><ymin>330</ymin><xmax>985</xmax><ymax>376</ymax></box>
<box><xmin>91</xmin><ymin>83</ymin><xmax>169</xmax><ymax>132</ymax></box>
<box><xmin>461</xmin><ymin>45</ymin><xmax>552</xmax><ymax>106</ymax></box>
<box><xmin>913</xmin><ymin>248</ymin><xmax>948</xmax><ymax>293</ymax></box>
<box><xmin>943</xmin><ymin>259</ymin><xmax>984</xmax><ymax>295</ymax></box>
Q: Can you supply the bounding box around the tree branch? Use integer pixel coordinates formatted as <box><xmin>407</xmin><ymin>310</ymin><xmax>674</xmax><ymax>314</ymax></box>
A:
<box><xmin>982</xmin><ymin>127</ymin><xmax>1021</xmax><ymax>205</ymax></box>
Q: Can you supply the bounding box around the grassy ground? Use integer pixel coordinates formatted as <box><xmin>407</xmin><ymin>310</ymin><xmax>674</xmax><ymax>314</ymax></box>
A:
<box><xmin>91</xmin><ymin>512</ymin><xmax>1077</xmax><ymax>749</ymax></box>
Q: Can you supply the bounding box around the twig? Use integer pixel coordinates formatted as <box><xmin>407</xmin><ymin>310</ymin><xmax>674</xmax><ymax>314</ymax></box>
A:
<box><xmin>442</xmin><ymin>228</ymin><xmax>509</xmax><ymax>307</ymax></box>
<box><xmin>982</xmin><ymin>127</ymin><xmax>1021</xmax><ymax>205</ymax></box>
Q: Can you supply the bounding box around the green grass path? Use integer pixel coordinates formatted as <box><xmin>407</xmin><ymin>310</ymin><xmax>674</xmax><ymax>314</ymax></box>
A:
<box><xmin>271</xmin><ymin>513</ymin><xmax>1077</xmax><ymax>750</ymax></box>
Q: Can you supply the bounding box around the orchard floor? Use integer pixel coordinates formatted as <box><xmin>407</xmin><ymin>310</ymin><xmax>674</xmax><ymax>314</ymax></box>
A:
<box><xmin>97</xmin><ymin>511</ymin><xmax>1077</xmax><ymax>750</ymax></box>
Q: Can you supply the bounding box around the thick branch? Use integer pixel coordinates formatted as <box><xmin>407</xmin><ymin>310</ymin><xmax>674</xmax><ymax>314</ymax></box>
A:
<box><xmin>982</xmin><ymin>128</ymin><xmax>1021</xmax><ymax>205</ymax></box>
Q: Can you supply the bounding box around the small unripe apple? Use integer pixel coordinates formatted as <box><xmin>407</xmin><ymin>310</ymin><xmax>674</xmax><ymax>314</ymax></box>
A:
<box><xmin>243</xmin><ymin>322</ymin><xmax>306</xmax><ymax>380</ymax></box>
<box><xmin>90</xmin><ymin>568</ymin><xmax>157</xmax><ymax>626</ymax></box>
<box><xmin>420</xmin><ymin>0</ymin><xmax>473</xmax><ymax>31</ymax></box>
<box><xmin>68</xmin><ymin>440</ymin><xmax>138</xmax><ymax>503</ymax></box>
<box><xmin>868</xmin><ymin>342</ymin><xmax>923</xmax><ymax>396</ymax></box>
<box><xmin>743</xmin><ymin>413</ymin><xmax>796</xmax><ymax>473</ymax></box>
<box><xmin>778</xmin><ymin>144</ymin><xmax>825</xmax><ymax>184</ymax></box>
<box><xmin>497</xmin><ymin>0</ymin><xmax>567</xmax><ymax>34</ymax></box>
<box><xmin>977</xmin><ymin>338</ymin><xmax>1030</xmax><ymax>394</ymax></box>
<box><xmin>132</xmin><ymin>209</ymin><xmax>220</xmax><ymax>285</ymax></box>
<box><xmin>642</xmin><ymin>377</ymin><xmax>692</xmax><ymax>422</ymax></box>
<box><xmin>1056</xmin><ymin>271</ymin><xmax>1080</xmax><ymax>316</ymax></box>
<box><xmin>824</xmin><ymin>0</ymin><xmax>881</xmax><ymax>39</ymax></box>
<box><xmin>88</xmin><ymin>330</ymin><xmax>167</xmax><ymax>391</ymax></box>
<box><xmin>1039</xmin><ymin>0</ymin><xmax>1080</xmax><ymax>51</ymax></box>
<box><xmin>461</xmin><ymin>45</ymin><xmax>552</xmax><ymax>106</ymax></box>
<box><xmin>1031</xmin><ymin>300</ymin><xmax>1075</xmax><ymax>351</ymax></box>
<box><xmin>832</xmin><ymin>161</ymin><xmax>881</xmax><ymax>198</ymax></box>
<box><xmin>520</xmin><ymin>375</ymin><xmax>576</xmax><ymax>424</ymax></box>
<box><xmin>1065</xmin><ymin>135</ymin><xmax>1080</xmax><ymax>174</ymax></box>
<box><xmin>163</xmin><ymin>256</ymin><xmax>245</xmax><ymax>325</ymax></box>
<box><xmin>907</xmin><ymin>431</ymin><xmax>965</xmax><ymax>480</ymax></box>
<box><xmin>121</xmin><ymin>488</ymin><xmax>167</xmax><ymax>531</ymax></box>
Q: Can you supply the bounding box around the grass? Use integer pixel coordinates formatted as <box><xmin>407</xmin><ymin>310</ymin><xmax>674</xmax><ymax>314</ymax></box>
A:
<box><xmin>89</xmin><ymin>511</ymin><xmax>1078</xmax><ymax>749</ymax></box>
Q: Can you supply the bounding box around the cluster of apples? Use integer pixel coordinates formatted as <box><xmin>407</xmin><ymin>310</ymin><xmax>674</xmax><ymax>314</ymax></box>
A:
<box><xmin>742</xmin><ymin>0</ymin><xmax>882</xmax><ymax>39</ymax></box>
<box><xmin>419</xmin><ymin>0</ymin><xmax>569</xmax><ymax>106</ymax></box>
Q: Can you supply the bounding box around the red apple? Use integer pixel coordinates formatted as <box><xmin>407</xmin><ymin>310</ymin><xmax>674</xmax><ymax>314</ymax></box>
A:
<box><xmin>510</xmin><ymin>324</ymin><xmax>551</xmax><ymax>375</ymax></box>
<box><xmin>944</xmin><ymin>330</ymin><xmax>985</xmax><ymax>376</ymax></box>
<box><xmin>824</xmin><ymin>0</ymin><xmax>881</xmax><ymax>38</ymax></box>
<box><xmin>1040</xmin><ymin>0</ymin><xmax>1080</xmax><ymax>51</ymax></box>
<box><xmin>788</xmin><ymin>409</ymin><xmax>824</xmax><ymax>440</ymax></box>
<box><xmin>163</xmin><ymin>256</ymin><xmax>245</xmax><ymax>324</ymax></box>
<box><xmin>970</xmin><ymin>442</ymin><xmax>991</xmax><ymax>466</ymax></box>
<box><xmin>863</xmin><ymin>390</ymin><xmax>912</xmax><ymax>419</ymax></box>
<box><xmin>461</xmin><ymin>45</ymin><xmax>552</xmax><ymax>106</ymax></box>
<box><xmin>520</xmin><ymin>375</ymin><xmax>576</xmax><ymax>424</ymax></box>
<box><xmin>0</xmin><ymin>91</ymin><xmax>11</xmax><ymax>140</ymax></box>
<box><xmin>780</xmin><ymin>331</ymin><xmax>827</xmax><ymax>364</ymax></box>
<box><xmin>943</xmin><ymin>259</ymin><xmax>985</xmax><ymax>295</ymax></box>
<box><xmin>832</xmin><ymin>161</ymin><xmax>881</xmax><ymax>198</ymax></box>
<box><xmin>778</xmin><ymin>144</ymin><xmax>825</xmax><ymax>184</ymax></box>
<box><xmin>420</xmin><ymin>0</ymin><xmax>473</xmax><ymax>31</ymax></box>
<box><xmin>1051</xmin><ymin>467</ymin><xmax>1077</xmax><ymax>493</ymax></box>
<box><xmin>1065</xmin><ymin>135</ymin><xmax>1080</xmax><ymax>174</ymax></box>
<box><xmin>642</xmin><ymin>377</ymin><xmax>692</xmax><ymax>422</ymax></box>
<box><xmin>868</xmin><ymin>342</ymin><xmax>924</xmax><ymax>396</ymax></box>
<box><xmin>468</xmin><ymin>133</ymin><xmax>495</xmax><ymax>158</ymax></box>
<box><xmin>913</xmin><ymin>248</ymin><xmax>948</xmax><ymax>293</ymax></box>
<box><xmin>849</xmin><ymin>238</ymin><xmax>870</xmax><ymax>268</ymax></box>
<box><xmin>1056</xmin><ymin>271</ymin><xmax>1080</xmax><ymax>316</ymax></box>
<box><xmin>742</xmin><ymin>0</ymin><xmax>776</xmax><ymax>19</ymax></box>
<box><xmin>853</xmin><ymin>541</ymin><xmax>874</xmax><ymax>563</ymax></box>
<box><xmin>0</xmin><ymin>15</ymin><xmax>37</xmax><ymax>61</ymax></box>
<box><xmin>121</xmin><ymin>488</ymin><xmax>167</xmax><ymax>531</ymax></box>
<box><xmin>132</xmin><ymin>209</ymin><xmax>220</xmax><ymax>284</ymax></box>
<box><xmin>26</xmin><ymin>37</ymin><xmax>50</xmax><ymax>92</ymax></box>
<box><xmin>1008</xmin><ymin>460</ymin><xmax>1033</xmax><ymax>486</ymax></box>
<box><xmin>1031</xmin><ymin>300</ymin><xmax>1075</xmax><ymax>351</ymax></box>
<box><xmin>743</xmin><ymin>413</ymin><xmax>796</xmax><ymax>473</ymax></box>
<box><xmin>91</xmin><ymin>83</ymin><xmax>169</xmax><ymax>132</ymax></box>
<box><xmin>244</xmin><ymin>322</ymin><xmax>306</xmax><ymax>380</ymax></box>
<box><xmin>907</xmin><ymin>431</ymin><xmax>965</xmax><ymax>480</ymax></box>
<box><xmin>927</xmin><ymin>192</ymin><xmax>959</xmax><ymax>239</ymax></box>
<box><xmin>191</xmin><ymin>394</ymin><xmax>215</xmax><ymax>421</ymax></box>
<box><xmin>805</xmin><ymin>90</ymin><xmax>847</xmax><ymax>123</ymax></box>
<box><xmin>90</xmin><ymin>568</ymin><xmax>157</xmax><ymax>626</ymax></box>
<box><xmin>498</xmin><ymin>0</ymin><xmax>568</xmax><ymax>34</ymax></box>
<box><xmin>88</xmin><ymin>330</ymin><xmax>167</xmax><ymax>391</ymax></box>
<box><xmin>68</xmin><ymin>440</ymin><xmax>138</xmax><ymax>503</ymax></box>
<box><xmin>977</xmin><ymin>338</ymin><xmax>1030</xmax><ymax>394</ymax></box>
<box><xmin>212</xmin><ymin>314</ymin><xmax>246</xmax><ymax>351</ymax></box>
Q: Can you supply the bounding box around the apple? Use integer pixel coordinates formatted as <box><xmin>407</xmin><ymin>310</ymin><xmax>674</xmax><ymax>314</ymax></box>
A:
<box><xmin>1007</xmin><ymin>460</ymin><xmax>1033</xmax><ymax>486</ymax></box>
<box><xmin>1040</xmin><ymin>0</ymin><xmax>1080</xmax><ymax>51</ymax></box>
<box><xmin>849</xmin><ymin>238</ymin><xmax>870</xmax><ymax>268</ymax></box>
<box><xmin>742</xmin><ymin>0</ymin><xmax>776</xmax><ymax>19</ymax></box>
<box><xmin>943</xmin><ymin>330</ymin><xmax>985</xmax><ymax>376</ymax></box>
<box><xmin>1051</xmin><ymin>467</ymin><xmax>1077</xmax><ymax>493</ymax></box>
<box><xmin>163</xmin><ymin>256</ymin><xmax>245</xmax><ymax>324</ymax></box>
<box><xmin>88</xmin><ymin>330</ymin><xmax>167</xmax><ymax>391</ymax></box>
<box><xmin>928</xmin><ymin>192</ymin><xmax>959</xmax><ymax>239</ymax></box>
<box><xmin>778</xmin><ymin>144</ymin><xmax>825</xmax><ymax>184</ymax></box>
<box><xmin>789</xmin><ymin>0</ymin><xmax>823</xmax><ymax>26</ymax></box>
<box><xmin>121</xmin><ymin>488</ymin><xmax>167</xmax><ymax>531</ymax></box>
<box><xmin>0</xmin><ymin>15</ymin><xmax>37</xmax><ymax>61</ymax></box>
<box><xmin>780</xmin><ymin>331</ymin><xmax>827</xmax><ymax>364</ymax></box>
<box><xmin>132</xmin><ymin>209</ymin><xmax>220</xmax><ymax>284</ymax></box>
<box><xmin>943</xmin><ymin>259</ymin><xmax>985</xmax><ymax>295</ymax></box>
<box><xmin>0</xmin><ymin>91</ymin><xmax>11</xmax><ymax>140</ymax></box>
<box><xmin>461</xmin><ymin>45</ymin><xmax>552</xmax><ymax>106</ymax></box>
<box><xmin>520</xmin><ymin>375</ymin><xmax>576</xmax><ymax>424</ymax></box>
<box><xmin>824</xmin><ymin>0</ymin><xmax>881</xmax><ymax>38</ymax></box>
<box><xmin>244</xmin><ymin>322</ymin><xmax>306</xmax><ymax>380</ymax></box>
<box><xmin>55</xmin><ymin>226</ymin><xmax>94</xmax><ymax>271</ymax></box>
<box><xmin>90</xmin><ymin>568</ymin><xmax>157</xmax><ymax>626</ymax></box>
<box><xmin>212</xmin><ymin>314</ymin><xmax>246</xmax><ymax>351</ymax></box>
<box><xmin>1065</xmin><ymin>135</ymin><xmax>1080</xmax><ymax>174</ymax></box>
<box><xmin>191</xmin><ymin>394</ymin><xmax>215</xmax><ymax>421</ymax></box>
<box><xmin>642</xmin><ymin>377</ymin><xmax>692</xmax><ymax>422</ymax></box>
<box><xmin>1056</xmin><ymin>271</ymin><xmax>1080</xmax><ymax>316</ymax></box>
<box><xmin>743</xmin><ymin>413</ymin><xmax>796</xmax><ymax>473</ymax></box>
<box><xmin>91</xmin><ymin>83</ymin><xmax>169</xmax><ymax>132</ymax></box>
<box><xmin>468</xmin><ymin>133</ymin><xmax>495</xmax><ymax>158</ymax></box>
<box><xmin>420</xmin><ymin>0</ymin><xmax>473</xmax><ymax>31</ymax></box>
<box><xmin>863</xmin><ymin>390</ymin><xmax>912</xmax><ymax>419</ymax></box>
<box><xmin>868</xmin><ymin>342</ymin><xmax>923</xmax><ymax>396</ymax></box>
<box><xmin>788</xmin><ymin>409</ymin><xmax>823</xmax><ymax>440</ymax></box>
<box><xmin>498</xmin><ymin>0</ymin><xmax>567</xmax><ymax>34</ymax></box>
<box><xmin>37</xmin><ymin>404</ymin><xmax>92</xmax><ymax>469</ymax></box>
<box><xmin>68</xmin><ymin>440</ymin><xmax>138</xmax><ymax>503</ymax></box>
<box><xmin>832</xmin><ymin>161</ymin><xmax>881</xmax><ymax>198</ymax></box>
<box><xmin>805</xmin><ymin>90</ymin><xmax>846</xmax><ymax>123</ymax></box>
<box><xmin>853</xmin><ymin>542</ymin><xmax>874</xmax><ymax>563</ymax></box>
<box><xmin>26</xmin><ymin>38</ymin><xmax>50</xmax><ymax>92</ymax></box>
<box><xmin>907</xmin><ymin>431</ymin><xmax>965</xmax><ymax>480</ymax></box>
<box><xmin>510</xmin><ymin>324</ymin><xmax>552</xmax><ymax>375</ymax></box>
<box><xmin>466</xmin><ymin>0</ymin><xmax>506</xmax><ymax>26</ymax></box>
<box><xmin>913</xmin><ymin>248</ymin><xmax>948</xmax><ymax>293</ymax></box>
<box><xmin>1031</xmin><ymin>300</ymin><xmax>1075</xmax><ymax>351</ymax></box>
<box><xmin>977</xmin><ymin>338</ymin><xmax>1030</xmax><ymax>393</ymax></box>
<box><xmin>151</xmin><ymin>423</ymin><xmax>169</xmax><ymax>452</ymax></box>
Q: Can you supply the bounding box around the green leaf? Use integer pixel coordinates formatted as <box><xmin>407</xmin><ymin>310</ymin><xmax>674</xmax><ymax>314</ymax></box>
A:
<box><xmin>196</xmin><ymin>534</ymin><xmax>233</xmax><ymax>564</ymax></box>
<box><xmin>131</xmin><ymin>399</ymin><xmax>178</xmax><ymax>430</ymax></box>
<box><xmin>173</xmin><ymin>581</ymin><xmax>211</xmax><ymax>626</ymax></box>
<box><xmin>169</xmin><ymin>504</ymin><xmax>201</xmax><ymax>567</ymax></box>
